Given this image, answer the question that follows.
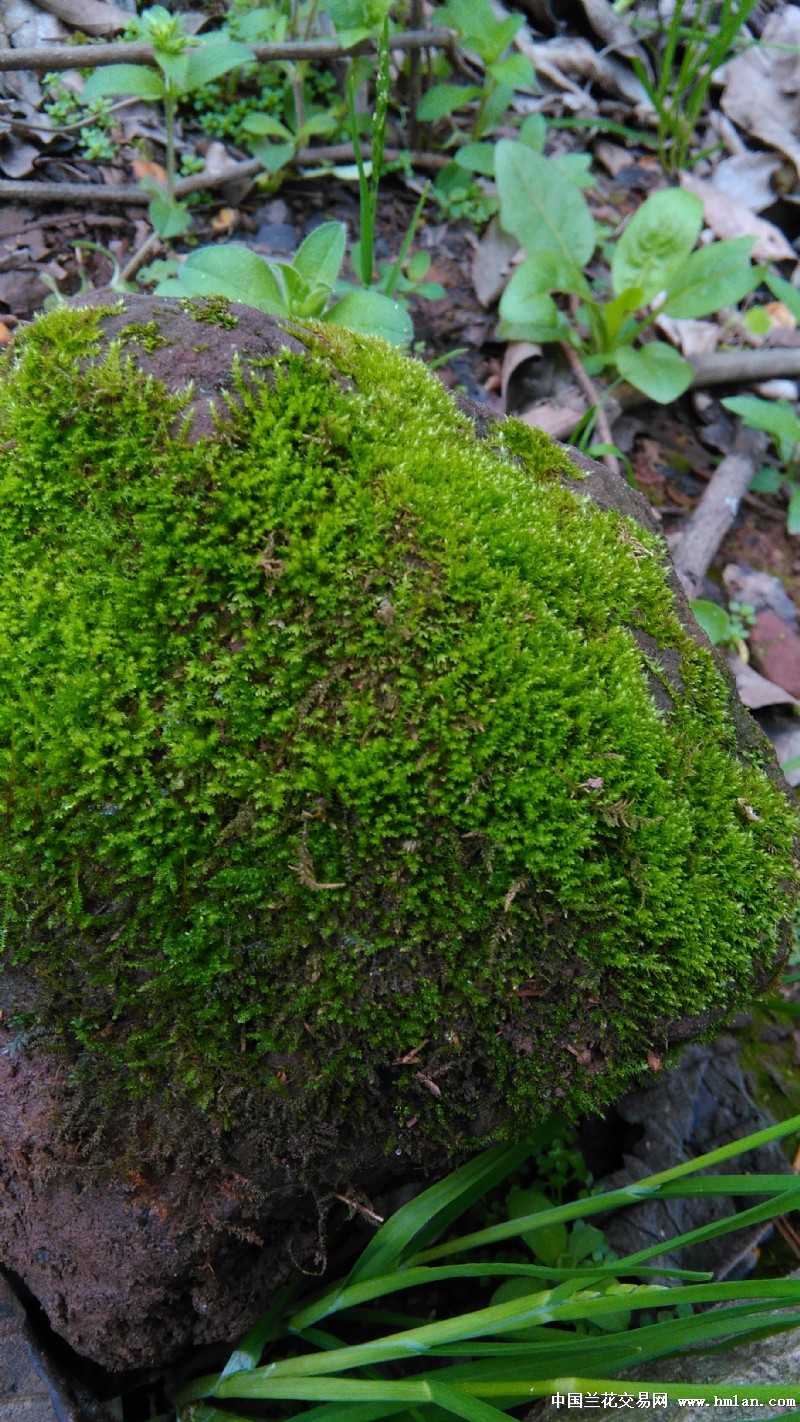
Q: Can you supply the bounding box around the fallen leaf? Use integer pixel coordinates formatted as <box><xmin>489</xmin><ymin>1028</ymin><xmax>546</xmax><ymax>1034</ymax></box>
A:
<box><xmin>594</xmin><ymin>139</ymin><xmax>634</xmax><ymax>177</ymax></box>
<box><xmin>415</xmin><ymin>1072</ymin><xmax>441</xmax><ymax>1098</ymax></box>
<box><xmin>211</xmin><ymin>208</ymin><xmax>237</xmax><ymax>235</ymax></box>
<box><xmin>656</xmin><ymin>314</ymin><xmax>720</xmax><ymax>359</ymax></box>
<box><xmin>708</xmin><ymin>152</ymin><xmax>782</xmax><ymax>214</ymax></box>
<box><xmin>500</xmin><ymin>341</ymin><xmax>541</xmax><ymax>410</ymax></box>
<box><xmin>519</xmin><ymin>399</ymin><xmax>587</xmax><ymax>439</ymax></box>
<box><xmin>132</xmin><ymin>159</ymin><xmax>168</xmax><ymax>185</ymax></box>
<box><xmin>723</xmin><ymin>563</ymin><xmax>798</xmax><ymax>627</ymax></box>
<box><xmin>0</xmin><ymin>322</ymin><xmax>13</xmax><ymax>344</ymax></box>
<box><xmin>471</xmin><ymin>216</ymin><xmax>519</xmax><ymax>308</ymax></box>
<box><xmin>34</xmin><ymin>0</ymin><xmax>129</xmax><ymax>35</ymax></box>
<box><xmin>727</xmin><ymin>654</ymin><xmax>798</xmax><ymax>710</ymax></box>
<box><xmin>0</xmin><ymin>135</ymin><xmax>39</xmax><ymax>179</ymax></box>
<box><xmin>680</xmin><ymin>173</ymin><xmax>794</xmax><ymax>262</ymax></box>
<box><xmin>722</xmin><ymin>9</ymin><xmax>800</xmax><ymax>175</ymax></box>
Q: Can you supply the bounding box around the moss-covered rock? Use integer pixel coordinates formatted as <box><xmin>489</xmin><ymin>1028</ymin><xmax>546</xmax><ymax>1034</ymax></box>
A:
<box><xmin>0</xmin><ymin>293</ymin><xmax>796</xmax><ymax>1155</ymax></box>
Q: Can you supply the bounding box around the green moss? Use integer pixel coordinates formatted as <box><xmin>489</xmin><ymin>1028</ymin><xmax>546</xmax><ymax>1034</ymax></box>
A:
<box><xmin>118</xmin><ymin>320</ymin><xmax>172</xmax><ymax>353</ymax></box>
<box><xmin>179</xmin><ymin>295</ymin><xmax>240</xmax><ymax>328</ymax></box>
<box><xmin>0</xmin><ymin>302</ymin><xmax>797</xmax><ymax>1144</ymax></box>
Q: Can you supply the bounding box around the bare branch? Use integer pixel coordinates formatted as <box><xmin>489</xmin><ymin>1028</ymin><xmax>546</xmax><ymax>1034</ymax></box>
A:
<box><xmin>0</xmin><ymin>28</ymin><xmax>454</xmax><ymax>72</ymax></box>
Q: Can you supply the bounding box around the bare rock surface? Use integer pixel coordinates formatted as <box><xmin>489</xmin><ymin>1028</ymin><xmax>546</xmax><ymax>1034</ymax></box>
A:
<box><xmin>0</xmin><ymin>1270</ymin><xmax>64</xmax><ymax>1420</ymax></box>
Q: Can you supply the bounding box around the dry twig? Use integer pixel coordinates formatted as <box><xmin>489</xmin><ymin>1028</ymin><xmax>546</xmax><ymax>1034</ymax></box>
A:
<box><xmin>0</xmin><ymin>28</ymin><xmax>455</xmax><ymax>72</ymax></box>
<box><xmin>558</xmin><ymin>339</ymin><xmax>620</xmax><ymax>478</ymax></box>
<box><xmin>672</xmin><ymin>428</ymin><xmax>767</xmax><ymax>599</ymax></box>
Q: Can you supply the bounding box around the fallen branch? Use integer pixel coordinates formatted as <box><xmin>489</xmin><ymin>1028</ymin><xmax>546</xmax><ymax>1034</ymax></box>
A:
<box><xmin>690</xmin><ymin>347</ymin><xmax>800</xmax><ymax>387</ymax></box>
<box><xmin>671</xmin><ymin>428</ymin><xmax>767</xmax><ymax>599</ymax></box>
<box><xmin>0</xmin><ymin>28</ymin><xmax>454</xmax><ymax>72</ymax></box>
<box><xmin>0</xmin><ymin>143</ymin><xmax>447</xmax><ymax>206</ymax></box>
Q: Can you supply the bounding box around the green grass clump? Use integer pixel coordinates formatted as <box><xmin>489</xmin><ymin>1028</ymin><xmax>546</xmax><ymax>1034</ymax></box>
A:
<box><xmin>0</xmin><ymin>299</ymin><xmax>796</xmax><ymax>1144</ymax></box>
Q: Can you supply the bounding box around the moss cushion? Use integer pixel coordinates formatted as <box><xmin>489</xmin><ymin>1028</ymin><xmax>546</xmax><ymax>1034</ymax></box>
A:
<box><xmin>0</xmin><ymin>294</ymin><xmax>796</xmax><ymax>1151</ymax></box>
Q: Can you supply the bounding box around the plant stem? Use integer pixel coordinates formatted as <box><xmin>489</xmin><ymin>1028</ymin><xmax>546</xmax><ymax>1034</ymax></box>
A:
<box><xmin>164</xmin><ymin>92</ymin><xmax>177</xmax><ymax>202</ymax></box>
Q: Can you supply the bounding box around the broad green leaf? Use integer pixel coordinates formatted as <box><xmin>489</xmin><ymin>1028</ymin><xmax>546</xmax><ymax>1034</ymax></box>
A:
<box><xmin>499</xmin><ymin>259</ymin><xmax>583</xmax><ymax>339</ymax></box>
<box><xmin>498</xmin><ymin>290</ymin><xmax>566</xmax><ymax>341</ymax></box>
<box><xmin>519</xmin><ymin>113</ymin><xmax>546</xmax><ymax>151</ymax></box>
<box><xmin>417</xmin><ymin>84</ymin><xmax>481</xmax><ymax>121</ymax></box>
<box><xmin>690</xmin><ymin>599</ymin><xmax>731</xmax><ymax>645</ymax></box>
<box><xmin>722</xmin><ymin>395</ymin><xmax>800</xmax><ymax>464</ymax></box>
<box><xmin>750</xmin><ymin>465</ymin><xmax>785</xmax><ymax>495</ymax></box>
<box><xmin>175</xmin><ymin>245</ymin><xmax>285</xmax><ymax>314</ymax></box>
<box><xmin>235</xmin><ymin>8</ymin><xmax>287</xmax><ymax>42</ymax></box>
<box><xmin>241</xmin><ymin>113</ymin><xmax>293</xmax><ymax>140</ymax></box>
<box><xmin>612</xmin><ymin>188</ymin><xmax>703</xmax><ymax>303</ymax></box>
<box><xmin>479</xmin><ymin>11</ymin><xmax>524</xmax><ymax>63</ymax></box>
<box><xmin>277</xmin><ymin>263</ymin><xmax>328</xmax><ymax>318</ymax></box>
<box><xmin>488</xmin><ymin>52</ymin><xmax>535</xmax><ymax>89</ymax></box>
<box><xmin>788</xmin><ymin>485</ymin><xmax>800</xmax><ymax>536</ymax></box>
<box><xmin>300</xmin><ymin>110</ymin><xmax>339</xmax><ymax>140</ymax></box>
<box><xmin>552</xmin><ymin>151</ymin><xmax>594</xmax><ymax>189</ymax></box>
<box><xmin>407</xmin><ymin>251</ymin><xmax>431</xmax><ymax>282</ymax></box>
<box><xmin>507</xmin><ymin>1187</ymin><xmax>568</xmax><ymax>1266</ymax></box>
<box><xmin>764</xmin><ymin>268</ymin><xmax>800</xmax><ymax>325</ymax></box>
<box><xmin>476</xmin><ymin>83</ymin><xmax>514</xmax><ymax>137</ymax></box>
<box><xmin>184</xmin><ymin>38</ymin><xmax>253</xmax><ymax>92</ymax></box>
<box><xmin>155</xmin><ymin>50</ymin><xmax>189</xmax><ymax>90</ymax></box>
<box><xmin>454</xmin><ymin>142</ymin><xmax>496</xmax><ymax>177</ymax></box>
<box><xmin>599</xmin><ymin>286</ymin><xmax>644</xmax><ymax>347</ymax></box>
<box><xmin>744</xmin><ymin>306</ymin><xmax>773</xmax><ymax>338</ymax></box>
<box><xmin>325</xmin><ymin>290</ymin><xmax>412</xmax><ymax>345</ymax></box>
<box><xmin>614</xmin><ymin>341</ymin><xmax>693</xmax><ymax>403</ymax></box>
<box><xmin>249</xmin><ymin>139</ymin><xmax>296</xmax><ymax>173</ymax></box>
<box><xmin>82</xmin><ymin>63</ymin><xmax>164</xmax><ymax>101</ymax></box>
<box><xmin>662</xmin><ymin>237</ymin><xmax>760</xmax><ymax>319</ymax></box>
<box><xmin>434</xmin><ymin>0</ymin><xmax>497</xmax><ymax>45</ymax></box>
<box><xmin>495</xmin><ymin>140</ymin><xmax>596</xmax><ymax>270</ymax></box>
<box><xmin>292</xmin><ymin>222</ymin><xmax>346</xmax><ymax>293</ymax></box>
<box><xmin>496</xmin><ymin>313</ymin><xmax>570</xmax><ymax>343</ymax></box>
<box><xmin>148</xmin><ymin>193</ymin><xmax>191</xmax><ymax>239</ymax></box>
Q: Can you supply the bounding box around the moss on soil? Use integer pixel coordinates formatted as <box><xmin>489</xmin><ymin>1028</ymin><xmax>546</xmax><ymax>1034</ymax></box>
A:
<box><xmin>0</xmin><ymin>300</ymin><xmax>797</xmax><ymax>1148</ymax></box>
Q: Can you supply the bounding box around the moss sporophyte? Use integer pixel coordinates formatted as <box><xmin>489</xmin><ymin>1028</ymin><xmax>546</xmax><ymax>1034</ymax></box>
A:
<box><xmin>0</xmin><ymin>296</ymin><xmax>796</xmax><ymax>1144</ymax></box>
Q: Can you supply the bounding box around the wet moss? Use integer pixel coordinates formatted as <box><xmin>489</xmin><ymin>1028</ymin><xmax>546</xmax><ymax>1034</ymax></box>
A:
<box><xmin>180</xmin><ymin>295</ymin><xmax>240</xmax><ymax>328</ymax></box>
<box><xmin>0</xmin><ymin>301</ymin><xmax>797</xmax><ymax>1148</ymax></box>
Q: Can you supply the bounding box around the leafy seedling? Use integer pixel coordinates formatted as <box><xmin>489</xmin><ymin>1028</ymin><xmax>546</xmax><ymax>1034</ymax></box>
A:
<box><xmin>722</xmin><ymin>392</ymin><xmax>800</xmax><ymax>535</ymax></box>
<box><xmin>690</xmin><ymin>598</ymin><xmax>756</xmax><ymax>657</ymax></box>
<box><xmin>418</xmin><ymin>0</ymin><xmax>537</xmax><ymax>141</ymax></box>
<box><xmin>496</xmin><ymin>157</ymin><xmax>762</xmax><ymax>404</ymax></box>
<box><xmin>157</xmin><ymin>221</ymin><xmax>412</xmax><ymax>343</ymax></box>
<box><xmin>82</xmin><ymin>6</ymin><xmax>252</xmax><ymax>238</ymax></box>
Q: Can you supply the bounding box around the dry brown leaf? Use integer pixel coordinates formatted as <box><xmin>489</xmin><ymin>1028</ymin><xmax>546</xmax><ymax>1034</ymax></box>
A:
<box><xmin>722</xmin><ymin>9</ymin><xmax>800</xmax><ymax>175</ymax></box>
<box><xmin>764</xmin><ymin>302</ymin><xmax>797</xmax><ymax>332</ymax></box>
<box><xmin>132</xmin><ymin>159</ymin><xmax>168</xmax><ymax>185</ymax></box>
<box><xmin>500</xmin><ymin>341</ymin><xmax>540</xmax><ymax>410</ymax></box>
<box><xmin>211</xmin><ymin>207</ymin><xmax>237</xmax><ymax>235</ymax></box>
<box><xmin>0</xmin><ymin>137</ymin><xmax>39</xmax><ymax>179</ymax></box>
<box><xmin>655</xmin><ymin>314</ymin><xmax>720</xmax><ymax>359</ymax></box>
<box><xmin>471</xmin><ymin>216</ymin><xmax>518</xmax><ymax>309</ymax></box>
<box><xmin>594</xmin><ymin>139</ymin><xmax>633</xmax><ymax>178</ymax></box>
<box><xmin>726</xmin><ymin>654</ymin><xmax>798</xmax><ymax>711</ymax></box>
<box><xmin>34</xmin><ymin>0</ymin><xmax>129</xmax><ymax>35</ymax></box>
<box><xmin>707</xmin><ymin>152</ymin><xmax>782</xmax><ymax>214</ymax></box>
<box><xmin>680</xmin><ymin>173</ymin><xmax>794</xmax><ymax>262</ymax></box>
<box><xmin>0</xmin><ymin>322</ymin><xmax>13</xmax><ymax>345</ymax></box>
<box><xmin>515</xmin><ymin>35</ymin><xmax>648</xmax><ymax>107</ymax></box>
<box><xmin>575</xmin><ymin>0</ymin><xmax>643</xmax><ymax>58</ymax></box>
<box><xmin>519</xmin><ymin>399</ymin><xmax>587</xmax><ymax>439</ymax></box>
